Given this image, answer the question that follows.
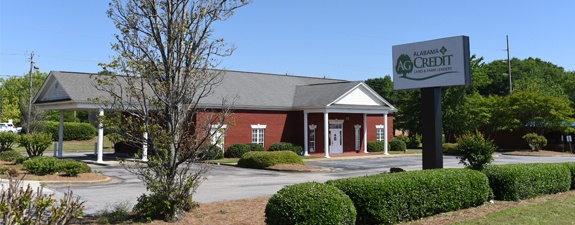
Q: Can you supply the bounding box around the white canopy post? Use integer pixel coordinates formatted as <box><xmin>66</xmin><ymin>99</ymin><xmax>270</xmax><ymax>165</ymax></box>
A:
<box><xmin>324</xmin><ymin>112</ymin><xmax>330</xmax><ymax>158</ymax></box>
<box><xmin>303</xmin><ymin>111</ymin><xmax>309</xmax><ymax>156</ymax></box>
<box><xmin>97</xmin><ymin>108</ymin><xmax>104</xmax><ymax>163</ymax></box>
<box><xmin>384</xmin><ymin>113</ymin><xmax>389</xmax><ymax>155</ymax></box>
<box><xmin>363</xmin><ymin>113</ymin><xmax>368</xmax><ymax>153</ymax></box>
<box><xmin>57</xmin><ymin>110</ymin><xmax>64</xmax><ymax>158</ymax></box>
<box><xmin>142</xmin><ymin>131</ymin><xmax>149</xmax><ymax>162</ymax></box>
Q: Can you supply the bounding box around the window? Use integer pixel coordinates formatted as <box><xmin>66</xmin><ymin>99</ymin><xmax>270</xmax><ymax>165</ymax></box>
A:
<box><xmin>309</xmin><ymin>124</ymin><xmax>317</xmax><ymax>152</ymax></box>
<box><xmin>354</xmin><ymin>125</ymin><xmax>361</xmax><ymax>150</ymax></box>
<box><xmin>251</xmin><ymin>124</ymin><xmax>266</xmax><ymax>146</ymax></box>
<box><xmin>210</xmin><ymin>124</ymin><xmax>227</xmax><ymax>150</ymax></box>
<box><xmin>376</xmin><ymin>125</ymin><xmax>385</xmax><ymax>141</ymax></box>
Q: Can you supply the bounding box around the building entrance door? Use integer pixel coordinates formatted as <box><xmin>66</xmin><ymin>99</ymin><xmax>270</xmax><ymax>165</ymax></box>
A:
<box><xmin>329</xmin><ymin>122</ymin><xmax>343</xmax><ymax>154</ymax></box>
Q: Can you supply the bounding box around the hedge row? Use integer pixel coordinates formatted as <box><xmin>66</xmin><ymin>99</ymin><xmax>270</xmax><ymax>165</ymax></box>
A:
<box><xmin>483</xmin><ymin>163</ymin><xmax>571</xmax><ymax>201</ymax></box>
<box><xmin>266</xmin><ymin>162</ymin><xmax>575</xmax><ymax>224</ymax></box>
<box><xmin>44</xmin><ymin>121</ymin><xmax>97</xmax><ymax>141</ymax></box>
<box><xmin>237</xmin><ymin>151</ymin><xmax>303</xmax><ymax>169</ymax></box>
<box><xmin>268</xmin><ymin>142</ymin><xmax>303</xmax><ymax>155</ymax></box>
<box><xmin>325</xmin><ymin>168</ymin><xmax>490</xmax><ymax>225</ymax></box>
<box><xmin>367</xmin><ymin>139</ymin><xmax>407</xmax><ymax>152</ymax></box>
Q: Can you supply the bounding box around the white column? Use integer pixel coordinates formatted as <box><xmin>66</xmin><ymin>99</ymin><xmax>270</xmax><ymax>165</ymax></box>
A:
<box><xmin>324</xmin><ymin>112</ymin><xmax>330</xmax><ymax>158</ymax></box>
<box><xmin>384</xmin><ymin>113</ymin><xmax>389</xmax><ymax>155</ymax></box>
<box><xmin>303</xmin><ymin>111</ymin><xmax>309</xmax><ymax>156</ymax></box>
<box><xmin>97</xmin><ymin>109</ymin><xmax>104</xmax><ymax>163</ymax></box>
<box><xmin>142</xmin><ymin>131</ymin><xmax>149</xmax><ymax>162</ymax></box>
<box><xmin>57</xmin><ymin>110</ymin><xmax>64</xmax><ymax>158</ymax></box>
<box><xmin>363</xmin><ymin>114</ymin><xmax>368</xmax><ymax>153</ymax></box>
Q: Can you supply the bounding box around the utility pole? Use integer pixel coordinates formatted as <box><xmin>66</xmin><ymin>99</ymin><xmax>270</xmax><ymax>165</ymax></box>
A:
<box><xmin>506</xmin><ymin>35</ymin><xmax>512</xmax><ymax>94</ymax></box>
<box><xmin>27</xmin><ymin>51</ymin><xmax>35</xmax><ymax>134</ymax></box>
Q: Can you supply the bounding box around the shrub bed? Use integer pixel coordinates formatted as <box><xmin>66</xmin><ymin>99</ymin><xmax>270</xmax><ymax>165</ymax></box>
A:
<box><xmin>22</xmin><ymin>156</ymin><xmax>91</xmax><ymax>176</ymax></box>
<box><xmin>225</xmin><ymin>143</ymin><xmax>251</xmax><ymax>158</ymax></box>
<box><xmin>265</xmin><ymin>182</ymin><xmax>356</xmax><ymax>225</ymax></box>
<box><xmin>268</xmin><ymin>142</ymin><xmax>303</xmax><ymax>155</ymax></box>
<box><xmin>483</xmin><ymin>163</ymin><xmax>571</xmax><ymax>201</ymax></box>
<box><xmin>44</xmin><ymin>121</ymin><xmax>97</xmax><ymax>141</ymax></box>
<box><xmin>326</xmin><ymin>168</ymin><xmax>490</xmax><ymax>225</ymax></box>
<box><xmin>198</xmin><ymin>145</ymin><xmax>223</xmax><ymax>160</ymax></box>
<box><xmin>237</xmin><ymin>151</ymin><xmax>304</xmax><ymax>169</ymax></box>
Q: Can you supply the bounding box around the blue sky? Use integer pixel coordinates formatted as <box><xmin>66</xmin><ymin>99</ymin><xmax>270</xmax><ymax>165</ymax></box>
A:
<box><xmin>1</xmin><ymin>1</ymin><xmax>574</xmax><ymax>81</ymax></box>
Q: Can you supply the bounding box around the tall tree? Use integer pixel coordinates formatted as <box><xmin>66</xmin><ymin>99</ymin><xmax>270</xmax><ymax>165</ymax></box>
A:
<box><xmin>98</xmin><ymin>0</ymin><xmax>249</xmax><ymax>221</ymax></box>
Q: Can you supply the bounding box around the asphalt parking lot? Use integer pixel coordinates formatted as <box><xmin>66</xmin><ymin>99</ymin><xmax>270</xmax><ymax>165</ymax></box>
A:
<box><xmin>46</xmin><ymin>153</ymin><xmax>575</xmax><ymax>215</ymax></box>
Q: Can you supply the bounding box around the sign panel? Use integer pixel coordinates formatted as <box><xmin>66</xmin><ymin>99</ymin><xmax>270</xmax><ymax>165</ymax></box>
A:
<box><xmin>393</xmin><ymin>36</ymin><xmax>471</xmax><ymax>90</ymax></box>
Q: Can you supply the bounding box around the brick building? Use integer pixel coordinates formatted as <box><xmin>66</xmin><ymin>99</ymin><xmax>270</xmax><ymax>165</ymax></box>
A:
<box><xmin>34</xmin><ymin>70</ymin><xmax>397</xmax><ymax>161</ymax></box>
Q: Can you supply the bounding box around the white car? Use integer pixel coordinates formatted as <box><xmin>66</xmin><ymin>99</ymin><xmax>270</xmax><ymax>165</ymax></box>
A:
<box><xmin>0</xmin><ymin>123</ymin><xmax>19</xmax><ymax>133</ymax></box>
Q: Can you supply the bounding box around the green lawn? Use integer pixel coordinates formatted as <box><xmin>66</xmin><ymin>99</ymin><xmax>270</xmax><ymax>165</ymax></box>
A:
<box><xmin>12</xmin><ymin>136</ymin><xmax>114</xmax><ymax>153</ymax></box>
<box><xmin>389</xmin><ymin>149</ymin><xmax>422</xmax><ymax>155</ymax></box>
<box><xmin>453</xmin><ymin>194</ymin><xmax>575</xmax><ymax>224</ymax></box>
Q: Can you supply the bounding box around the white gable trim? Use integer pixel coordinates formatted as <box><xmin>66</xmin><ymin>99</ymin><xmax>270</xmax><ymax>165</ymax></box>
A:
<box><xmin>327</xmin><ymin>83</ymin><xmax>396</xmax><ymax>110</ymax></box>
<box><xmin>34</xmin><ymin>72</ymin><xmax>72</xmax><ymax>103</ymax></box>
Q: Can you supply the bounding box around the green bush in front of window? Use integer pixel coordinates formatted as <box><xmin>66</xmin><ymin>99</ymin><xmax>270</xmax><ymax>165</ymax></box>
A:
<box><xmin>367</xmin><ymin>141</ymin><xmax>384</xmax><ymax>152</ymax></box>
<box><xmin>269</xmin><ymin>142</ymin><xmax>303</xmax><ymax>155</ymax></box>
<box><xmin>388</xmin><ymin>139</ymin><xmax>406</xmax><ymax>151</ymax></box>
<box><xmin>225</xmin><ymin>143</ymin><xmax>251</xmax><ymax>158</ymax></box>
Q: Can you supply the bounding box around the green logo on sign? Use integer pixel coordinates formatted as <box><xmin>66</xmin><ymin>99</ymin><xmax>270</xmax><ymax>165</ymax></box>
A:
<box><xmin>395</xmin><ymin>54</ymin><xmax>413</xmax><ymax>77</ymax></box>
<box><xmin>395</xmin><ymin>46</ymin><xmax>458</xmax><ymax>81</ymax></box>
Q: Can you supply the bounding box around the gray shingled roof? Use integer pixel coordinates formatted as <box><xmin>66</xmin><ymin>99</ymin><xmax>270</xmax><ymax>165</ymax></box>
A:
<box><xmin>293</xmin><ymin>81</ymin><xmax>362</xmax><ymax>107</ymax></box>
<box><xmin>35</xmin><ymin>70</ymin><xmax>394</xmax><ymax>111</ymax></box>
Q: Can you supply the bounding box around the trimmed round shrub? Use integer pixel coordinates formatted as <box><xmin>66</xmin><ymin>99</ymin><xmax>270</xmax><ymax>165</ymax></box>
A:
<box><xmin>44</xmin><ymin>121</ymin><xmax>97</xmax><ymax>141</ymax></box>
<box><xmin>269</xmin><ymin>142</ymin><xmax>303</xmax><ymax>155</ymax></box>
<box><xmin>326</xmin><ymin>168</ymin><xmax>490</xmax><ymax>225</ymax></box>
<box><xmin>388</xmin><ymin>139</ymin><xmax>406</xmax><ymax>151</ymax></box>
<box><xmin>225</xmin><ymin>143</ymin><xmax>251</xmax><ymax>158</ymax></box>
<box><xmin>198</xmin><ymin>145</ymin><xmax>223</xmax><ymax>160</ymax></box>
<box><xmin>522</xmin><ymin>133</ymin><xmax>547</xmax><ymax>150</ymax></box>
<box><xmin>483</xmin><ymin>163</ymin><xmax>571</xmax><ymax>201</ymax></box>
<box><xmin>23</xmin><ymin>156</ymin><xmax>61</xmax><ymax>175</ymax></box>
<box><xmin>248</xmin><ymin>143</ymin><xmax>265</xmax><ymax>151</ymax></box>
<box><xmin>456</xmin><ymin>132</ymin><xmax>496</xmax><ymax>170</ymax></box>
<box><xmin>0</xmin><ymin>150</ymin><xmax>25</xmax><ymax>162</ymax></box>
<box><xmin>265</xmin><ymin>182</ymin><xmax>356</xmax><ymax>225</ymax></box>
<box><xmin>442</xmin><ymin>143</ymin><xmax>461</xmax><ymax>155</ymax></box>
<box><xmin>367</xmin><ymin>141</ymin><xmax>384</xmax><ymax>152</ymax></box>
<box><xmin>0</xmin><ymin>132</ymin><xmax>18</xmax><ymax>152</ymax></box>
<box><xmin>18</xmin><ymin>132</ymin><xmax>53</xmax><ymax>157</ymax></box>
<box><xmin>237</xmin><ymin>151</ymin><xmax>304</xmax><ymax>169</ymax></box>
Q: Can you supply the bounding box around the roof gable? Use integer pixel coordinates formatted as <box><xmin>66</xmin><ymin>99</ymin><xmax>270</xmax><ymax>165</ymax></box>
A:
<box><xmin>331</xmin><ymin>84</ymin><xmax>380</xmax><ymax>106</ymax></box>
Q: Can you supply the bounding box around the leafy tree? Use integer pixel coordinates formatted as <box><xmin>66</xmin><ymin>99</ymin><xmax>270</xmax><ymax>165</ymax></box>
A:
<box><xmin>97</xmin><ymin>0</ymin><xmax>249</xmax><ymax>221</ymax></box>
<box><xmin>365</xmin><ymin>75</ymin><xmax>398</xmax><ymax>104</ymax></box>
<box><xmin>0</xmin><ymin>71</ymin><xmax>47</xmax><ymax>130</ymax></box>
<box><xmin>506</xmin><ymin>91</ymin><xmax>573</xmax><ymax>135</ymax></box>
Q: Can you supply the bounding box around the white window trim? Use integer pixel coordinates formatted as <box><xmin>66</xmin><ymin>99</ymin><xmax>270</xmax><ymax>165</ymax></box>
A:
<box><xmin>376</xmin><ymin>125</ymin><xmax>385</xmax><ymax>141</ymax></box>
<box><xmin>354</xmin><ymin>124</ymin><xmax>361</xmax><ymax>150</ymax></box>
<box><xmin>309</xmin><ymin>124</ymin><xmax>317</xmax><ymax>152</ymax></box>
<box><xmin>251</xmin><ymin>124</ymin><xmax>266</xmax><ymax>146</ymax></box>
<box><xmin>251</xmin><ymin>124</ymin><xmax>267</xmax><ymax>129</ymax></box>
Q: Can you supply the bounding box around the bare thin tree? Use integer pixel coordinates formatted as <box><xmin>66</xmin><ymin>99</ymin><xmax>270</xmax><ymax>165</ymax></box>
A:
<box><xmin>95</xmin><ymin>0</ymin><xmax>249</xmax><ymax>221</ymax></box>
